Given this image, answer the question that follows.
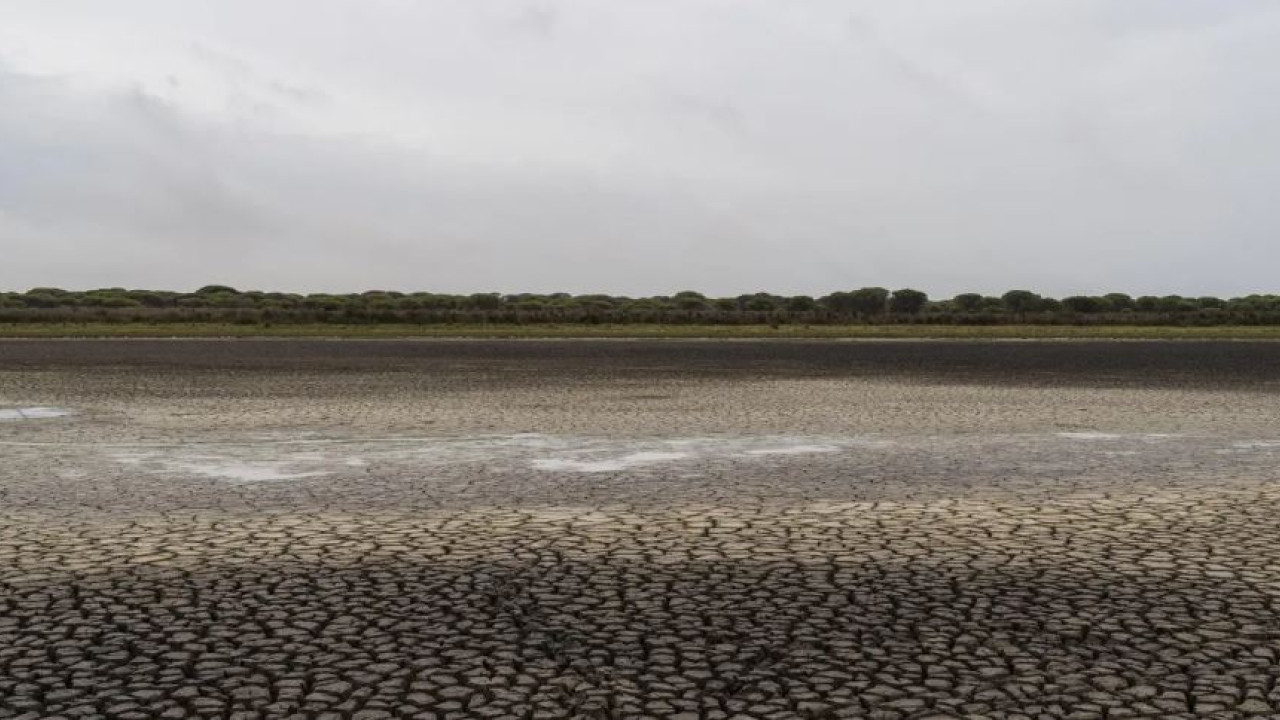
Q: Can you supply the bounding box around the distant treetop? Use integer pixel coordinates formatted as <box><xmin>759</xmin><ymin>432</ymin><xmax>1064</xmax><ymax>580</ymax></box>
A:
<box><xmin>3</xmin><ymin>285</ymin><xmax>1279</xmax><ymax>327</ymax></box>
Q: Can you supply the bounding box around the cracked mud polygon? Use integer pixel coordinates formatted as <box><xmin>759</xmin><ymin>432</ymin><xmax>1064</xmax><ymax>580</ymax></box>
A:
<box><xmin>3</xmin><ymin>340</ymin><xmax>1280</xmax><ymax>719</ymax></box>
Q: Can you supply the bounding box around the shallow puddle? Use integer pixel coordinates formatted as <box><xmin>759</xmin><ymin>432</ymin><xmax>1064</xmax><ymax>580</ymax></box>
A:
<box><xmin>0</xmin><ymin>407</ymin><xmax>73</xmax><ymax>421</ymax></box>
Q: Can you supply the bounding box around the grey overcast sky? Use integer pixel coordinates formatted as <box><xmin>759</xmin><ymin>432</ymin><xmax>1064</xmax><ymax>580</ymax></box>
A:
<box><xmin>2</xmin><ymin>1</ymin><xmax>1279</xmax><ymax>297</ymax></box>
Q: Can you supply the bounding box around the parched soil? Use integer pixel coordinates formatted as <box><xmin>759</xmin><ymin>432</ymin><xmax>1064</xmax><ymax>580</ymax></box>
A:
<box><xmin>2</xmin><ymin>340</ymin><xmax>1280</xmax><ymax>719</ymax></box>
<box><xmin>3</xmin><ymin>337</ymin><xmax>1280</xmax><ymax>389</ymax></box>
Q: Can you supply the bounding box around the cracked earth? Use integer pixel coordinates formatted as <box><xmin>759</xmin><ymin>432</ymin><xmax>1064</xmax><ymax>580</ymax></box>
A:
<box><xmin>2</xmin><ymin>339</ymin><xmax>1280</xmax><ymax>719</ymax></box>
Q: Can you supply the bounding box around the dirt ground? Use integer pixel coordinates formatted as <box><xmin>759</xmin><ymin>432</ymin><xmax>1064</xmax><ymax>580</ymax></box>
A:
<box><xmin>2</xmin><ymin>340</ymin><xmax>1280</xmax><ymax>719</ymax></box>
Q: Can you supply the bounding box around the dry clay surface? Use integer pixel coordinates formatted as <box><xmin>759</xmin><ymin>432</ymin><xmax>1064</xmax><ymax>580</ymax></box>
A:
<box><xmin>3</xmin><ymin>339</ymin><xmax>1280</xmax><ymax>719</ymax></box>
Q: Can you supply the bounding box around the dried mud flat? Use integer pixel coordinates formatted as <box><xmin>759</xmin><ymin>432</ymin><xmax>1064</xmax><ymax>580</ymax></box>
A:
<box><xmin>3</xmin><ymin>340</ymin><xmax>1280</xmax><ymax>720</ymax></box>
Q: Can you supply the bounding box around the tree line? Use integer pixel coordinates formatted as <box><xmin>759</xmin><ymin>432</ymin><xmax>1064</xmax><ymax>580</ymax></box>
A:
<box><xmin>3</xmin><ymin>285</ymin><xmax>1280</xmax><ymax>326</ymax></box>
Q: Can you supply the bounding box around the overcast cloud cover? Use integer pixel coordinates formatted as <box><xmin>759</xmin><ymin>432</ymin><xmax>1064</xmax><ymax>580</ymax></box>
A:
<box><xmin>2</xmin><ymin>0</ymin><xmax>1279</xmax><ymax>297</ymax></box>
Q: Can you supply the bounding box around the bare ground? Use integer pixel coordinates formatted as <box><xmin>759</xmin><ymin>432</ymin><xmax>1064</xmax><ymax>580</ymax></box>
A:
<box><xmin>2</xmin><ymin>340</ymin><xmax>1280</xmax><ymax>719</ymax></box>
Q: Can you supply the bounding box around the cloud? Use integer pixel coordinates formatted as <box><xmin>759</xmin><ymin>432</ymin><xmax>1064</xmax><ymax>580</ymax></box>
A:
<box><xmin>506</xmin><ymin>4</ymin><xmax>561</xmax><ymax>38</ymax></box>
<box><xmin>1</xmin><ymin>1</ymin><xmax>1280</xmax><ymax>296</ymax></box>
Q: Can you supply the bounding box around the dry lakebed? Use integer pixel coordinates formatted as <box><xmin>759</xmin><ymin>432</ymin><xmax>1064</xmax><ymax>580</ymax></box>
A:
<box><xmin>2</xmin><ymin>339</ymin><xmax>1280</xmax><ymax>719</ymax></box>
